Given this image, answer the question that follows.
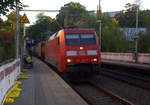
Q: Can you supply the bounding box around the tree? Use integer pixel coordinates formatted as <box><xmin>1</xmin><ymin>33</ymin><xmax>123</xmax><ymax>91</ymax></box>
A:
<box><xmin>115</xmin><ymin>3</ymin><xmax>150</xmax><ymax>28</ymax></box>
<box><xmin>0</xmin><ymin>0</ymin><xmax>22</xmax><ymax>15</ymax></box>
<box><xmin>86</xmin><ymin>15</ymin><xmax>99</xmax><ymax>31</ymax></box>
<box><xmin>0</xmin><ymin>35</ymin><xmax>4</xmax><ymax>62</ymax></box>
<box><xmin>138</xmin><ymin>10</ymin><xmax>150</xmax><ymax>28</ymax></box>
<box><xmin>0</xmin><ymin>17</ymin><xmax>4</xmax><ymax>29</ymax></box>
<box><xmin>26</xmin><ymin>13</ymin><xmax>59</xmax><ymax>42</ymax></box>
<box><xmin>138</xmin><ymin>29</ymin><xmax>150</xmax><ymax>53</ymax></box>
<box><xmin>56</xmin><ymin>2</ymin><xmax>89</xmax><ymax>27</ymax></box>
<box><xmin>115</xmin><ymin>3</ymin><xmax>138</xmax><ymax>27</ymax></box>
<box><xmin>0</xmin><ymin>31</ymin><xmax>15</xmax><ymax>61</ymax></box>
<box><xmin>101</xmin><ymin>13</ymin><xmax>128</xmax><ymax>52</ymax></box>
<box><xmin>0</xmin><ymin>11</ymin><xmax>23</xmax><ymax>62</ymax></box>
<box><xmin>3</xmin><ymin>11</ymin><xmax>22</xmax><ymax>32</ymax></box>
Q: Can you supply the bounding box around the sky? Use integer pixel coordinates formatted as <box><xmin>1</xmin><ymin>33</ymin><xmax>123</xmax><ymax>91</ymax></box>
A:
<box><xmin>20</xmin><ymin>0</ymin><xmax>150</xmax><ymax>25</ymax></box>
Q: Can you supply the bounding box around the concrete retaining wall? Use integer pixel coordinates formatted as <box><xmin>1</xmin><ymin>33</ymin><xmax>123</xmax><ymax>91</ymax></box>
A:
<box><xmin>101</xmin><ymin>52</ymin><xmax>150</xmax><ymax>64</ymax></box>
<box><xmin>0</xmin><ymin>59</ymin><xmax>20</xmax><ymax>105</ymax></box>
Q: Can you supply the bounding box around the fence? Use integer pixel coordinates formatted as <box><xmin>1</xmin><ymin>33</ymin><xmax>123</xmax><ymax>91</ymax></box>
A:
<box><xmin>101</xmin><ymin>52</ymin><xmax>150</xmax><ymax>64</ymax></box>
<box><xmin>0</xmin><ymin>59</ymin><xmax>20</xmax><ymax>105</ymax></box>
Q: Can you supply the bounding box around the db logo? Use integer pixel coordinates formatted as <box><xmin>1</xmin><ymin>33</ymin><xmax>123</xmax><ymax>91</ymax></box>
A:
<box><xmin>79</xmin><ymin>51</ymin><xmax>85</xmax><ymax>56</ymax></box>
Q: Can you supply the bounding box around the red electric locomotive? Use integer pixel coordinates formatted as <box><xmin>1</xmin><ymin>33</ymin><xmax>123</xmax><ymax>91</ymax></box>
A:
<box><xmin>45</xmin><ymin>28</ymin><xmax>101</xmax><ymax>77</ymax></box>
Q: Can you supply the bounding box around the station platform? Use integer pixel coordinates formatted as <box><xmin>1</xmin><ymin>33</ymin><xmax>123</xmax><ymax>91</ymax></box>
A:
<box><xmin>102</xmin><ymin>60</ymin><xmax>150</xmax><ymax>70</ymax></box>
<box><xmin>5</xmin><ymin>57</ymin><xmax>88</xmax><ymax>105</ymax></box>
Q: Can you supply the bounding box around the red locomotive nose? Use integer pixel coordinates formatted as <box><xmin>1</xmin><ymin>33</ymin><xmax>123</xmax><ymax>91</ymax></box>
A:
<box><xmin>44</xmin><ymin>28</ymin><xmax>101</xmax><ymax>73</ymax></box>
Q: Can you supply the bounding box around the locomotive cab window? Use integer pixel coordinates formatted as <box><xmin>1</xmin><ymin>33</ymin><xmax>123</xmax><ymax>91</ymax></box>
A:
<box><xmin>65</xmin><ymin>33</ymin><xmax>96</xmax><ymax>45</ymax></box>
<box><xmin>66</xmin><ymin>34</ymin><xmax>80</xmax><ymax>45</ymax></box>
<box><xmin>80</xmin><ymin>34</ymin><xmax>96</xmax><ymax>44</ymax></box>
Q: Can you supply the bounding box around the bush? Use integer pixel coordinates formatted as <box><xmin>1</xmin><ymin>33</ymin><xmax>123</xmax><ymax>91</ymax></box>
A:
<box><xmin>0</xmin><ymin>31</ymin><xmax>15</xmax><ymax>63</ymax></box>
<box><xmin>0</xmin><ymin>36</ymin><xmax>5</xmax><ymax>62</ymax></box>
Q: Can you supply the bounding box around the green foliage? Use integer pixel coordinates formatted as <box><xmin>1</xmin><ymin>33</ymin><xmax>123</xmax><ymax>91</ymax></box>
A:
<box><xmin>101</xmin><ymin>13</ymin><xmax>128</xmax><ymax>52</ymax></box>
<box><xmin>0</xmin><ymin>11</ymin><xmax>22</xmax><ymax>32</ymax></box>
<box><xmin>0</xmin><ymin>11</ymin><xmax>20</xmax><ymax>62</ymax></box>
<box><xmin>26</xmin><ymin>13</ymin><xmax>59</xmax><ymax>42</ymax></box>
<box><xmin>0</xmin><ymin>0</ymin><xmax>22</xmax><ymax>16</ymax></box>
<box><xmin>115</xmin><ymin>3</ymin><xmax>150</xmax><ymax>28</ymax></box>
<box><xmin>56</xmin><ymin>2</ymin><xmax>89</xmax><ymax>27</ymax></box>
<box><xmin>138</xmin><ymin>10</ymin><xmax>150</xmax><ymax>28</ymax></box>
<box><xmin>0</xmin><ymin>35</ymin><xmax>5</xmax><ymax>62</ymax></box>
<box><xmin>138</xmin><ymin>30</ymin><xmax>150</xmax><ymax>53</ymax></box>
<box><xmin>25</xmin><ymin>2</ymin><xmax>150</xmax><ymax>53</ymax></box>
<box><xmin>113</xmin><ymin>3</ymin><xmax>150</xmax><ymax>53</ymax></box>
<box><xmin>115</xmin><ymin>3</ymin><xmax>137</xmax><ymax>27</ymax></box>
<box><xmin>0</xmin><ymin>34</ymin><xmax>16</xmax><ymax>63</ymax></box>
<box><xmin>86</xmin><ymin>15</ymin><xmax>99</xmax><ymax>30</ymax></box>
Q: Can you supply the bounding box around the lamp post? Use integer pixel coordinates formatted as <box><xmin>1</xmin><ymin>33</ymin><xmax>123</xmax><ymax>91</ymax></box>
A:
<box><xmin>135</xmin><ymin>5</ymin><xmax>139</xmax><ymax>62</ymax></box>
<box><xmin>98</xmin><ymin>0</ymin><xmax>102</xmax><ymax>51</ymax></box>
<box><xmin>134</xmin><ymin>0</ymin><xmax>140</xmax><ymax>63</ymax></box>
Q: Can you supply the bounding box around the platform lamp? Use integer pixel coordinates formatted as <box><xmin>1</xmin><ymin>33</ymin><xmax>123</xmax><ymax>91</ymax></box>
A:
<box><xmin>98</xmin><ymin>0</ymin><xmax>102</xmax><ymax>52</ymax></box>
<box><xmin>134</xmin><ymin>0</ymin><xmax>140</xmax><ymax>63</ymax></box>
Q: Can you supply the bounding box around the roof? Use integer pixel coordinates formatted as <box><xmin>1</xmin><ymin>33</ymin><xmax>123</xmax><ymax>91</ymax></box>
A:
<box><xmin>64</xmin><ymin>28</ymin><xmax>95</xmax><ymax>34</ymax></box>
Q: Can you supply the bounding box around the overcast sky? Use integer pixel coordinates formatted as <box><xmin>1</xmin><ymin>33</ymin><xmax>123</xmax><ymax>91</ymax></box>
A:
<box><xmin>20</xmin><ymin>0</ymin><xmax>150</xmax><ymax>25</ymax></box>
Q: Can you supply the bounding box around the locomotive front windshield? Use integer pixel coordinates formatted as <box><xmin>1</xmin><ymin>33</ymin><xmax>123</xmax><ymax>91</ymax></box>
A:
<box><xmin>66</xmin><ymin>33</ymin><xmax>96</xmax><ymax>45</ymax></box>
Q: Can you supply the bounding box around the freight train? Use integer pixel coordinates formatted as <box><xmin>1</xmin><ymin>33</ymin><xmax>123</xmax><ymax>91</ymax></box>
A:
<box><xmin>33</xmin><ymin>28</ymin><xmax>101</xmax><ymax>80</ymax></box>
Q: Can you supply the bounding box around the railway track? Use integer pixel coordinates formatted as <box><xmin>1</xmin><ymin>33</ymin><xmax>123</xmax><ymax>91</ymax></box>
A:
<box><xmin>97</xmin><ymin>71</ymin><xmax>150</xmax><ymax>105</ymax></box>
<box><xmin>43</xmin><ymin>58</ymin><xmax>150</xmax><ymax>105</ymax></box>
<box><xmin>102</xmin><ymin>69</ymin><xmax>150</xmax><ymax>83</ymax></box>
<box><xmin>101</xmin><ymin>68</ymin><xmax>150</xmax><ymax>91</ymax></box>
<box><xmin>70</xmin><ymin>82</ymin><xmax>133</xmax><ymax>105</ymax></box>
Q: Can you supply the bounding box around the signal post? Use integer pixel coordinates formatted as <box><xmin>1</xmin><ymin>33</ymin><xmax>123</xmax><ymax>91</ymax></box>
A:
<box><xmin>20</xmin><ymin>13</ymin><xmax>30</xmax><ymax>70</ymax></box>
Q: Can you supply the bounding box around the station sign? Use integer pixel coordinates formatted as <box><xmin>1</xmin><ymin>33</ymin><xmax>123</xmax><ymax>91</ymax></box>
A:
<box><xmin>132</xmin><ymin>35</ymin><xmax>140</xmax><ymax>40</ymax></box>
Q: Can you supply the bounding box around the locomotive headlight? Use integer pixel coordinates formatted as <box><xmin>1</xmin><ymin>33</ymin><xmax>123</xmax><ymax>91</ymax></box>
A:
<box><xmin>91</xmin><ymin>58</ymin><xmax>97</xmax><ymax>62</ymax></box>
<box><xmin>67</xmin><ymin>59</ymin><xmax>71</xmax><ymax>62</ymax></box>
<box><xmin>93</xmin><ymin>58</ymin><xmax>97</xmax><ymax>62</ymax></box>
<box><xmin>67</xmin><ymin>58</ymin><xmax>73</xmax><ymax>63</ymax></box>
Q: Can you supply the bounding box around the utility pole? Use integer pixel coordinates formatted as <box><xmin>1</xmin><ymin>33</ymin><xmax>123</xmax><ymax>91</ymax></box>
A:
<box><xmin>20</xmin><ymin>4</ymin><xmax>29</xmax><ymax>71</ymax></box>
<box><xmin>134</xmin><ymin>0</ymin><xmax>140</xmax><ymax>63</ymax></box>
<box><xmin>98</xmin><ymin>0</ymin><xmax>102</xmax><ymax>51</ymax></box>
<box><xmin>15</xmin><ymin>0</ymin><xmax>19</xmax><ymax>58</ymax></box>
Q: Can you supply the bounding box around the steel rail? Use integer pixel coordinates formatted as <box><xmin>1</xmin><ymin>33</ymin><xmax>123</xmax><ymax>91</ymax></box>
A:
<box><xmin>71</xmin><ymin>86</ymin><xmax>94</xmax><ymax>105</ymax></box>
<box><xmin>89</xmin><ymin>82</ymin><xmax>134</xmax><ymax>105</ymax></box>
<box><xmin>101</xmin><ymin>72</ymin><xmax>150</xmax><ymax>91</ymax></box>
<box><xmin>103</xmin><ymin>69</ymin><xmax>150</xmax><ymax>83</ymax></box>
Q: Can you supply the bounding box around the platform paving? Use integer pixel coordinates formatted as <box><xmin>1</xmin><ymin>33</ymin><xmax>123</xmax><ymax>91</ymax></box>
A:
<box><xmin>5</xmin><ymin>57</ymin><xmax>88</xmax><ymax>105</ymax></box>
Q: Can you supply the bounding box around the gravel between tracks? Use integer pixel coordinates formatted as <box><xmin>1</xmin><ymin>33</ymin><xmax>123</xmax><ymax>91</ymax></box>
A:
<box><xmin>97</xmin><ymin>75</ymin><xmax>150</xmax><ymax>105</ymax></box>
<box><xmin>71</xmin><ymin>83</ymin><xmax>124</xmax><ymax>105</ymax></box>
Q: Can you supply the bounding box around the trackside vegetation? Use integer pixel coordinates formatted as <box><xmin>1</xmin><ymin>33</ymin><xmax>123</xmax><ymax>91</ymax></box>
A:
<box><xmin>0</xmin><ymin>11</ymin><xmax>22</xmax><ymax>63</ymax></box>
<box><xmin>26</xmin><ymin>2</ymin><xmax>150</xmax><ymax>53</ymax></box>
<box><xmin>1</xmin><ymin>2</ymin><xmax>150</xmax><ymax>63</ymax></box>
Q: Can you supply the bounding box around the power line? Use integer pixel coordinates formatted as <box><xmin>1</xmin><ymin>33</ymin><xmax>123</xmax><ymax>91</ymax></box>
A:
<box><xmin>20</xmin><ymin>10</ymin><xmax>59</xmax><ymax>12</ymax></box>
